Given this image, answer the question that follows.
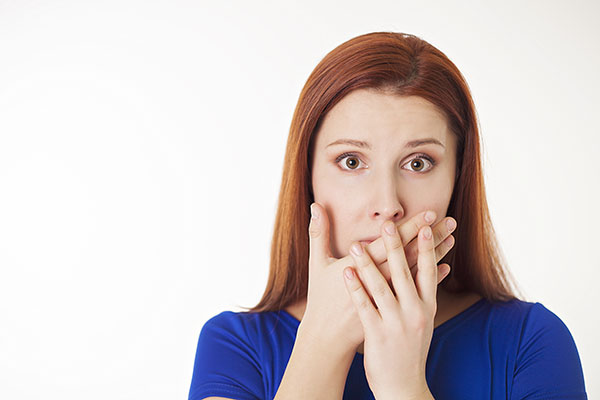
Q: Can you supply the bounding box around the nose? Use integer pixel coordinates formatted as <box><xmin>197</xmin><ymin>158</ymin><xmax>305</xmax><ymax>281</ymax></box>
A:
<box><xmin>369</xmin><ymin>172</ymin><xmax>404</xmax><ymax>222</ymax></box>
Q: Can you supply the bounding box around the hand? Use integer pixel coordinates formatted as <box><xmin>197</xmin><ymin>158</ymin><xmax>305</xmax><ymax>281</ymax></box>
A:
<box><xmin>360</xmin><ymin>213</ymin><xmax>456</xmax><ymax>292</ymax></box>
<box><xmin>299</xmin><ymin>202</ymin><xmax>455</xmax><ymax>357</ymax></box>
<box><xmin>343</xmin><ymin>219</ymin><xmax>443</xmax><ymax>399</ymax></box>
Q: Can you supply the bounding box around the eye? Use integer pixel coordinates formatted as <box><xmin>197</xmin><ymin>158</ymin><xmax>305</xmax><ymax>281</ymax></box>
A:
<box><xmin>335</xmin><ymin>152</ymin><xmax>365</xmax><ymax>171</ymax></box>
<box><xmin>402</xmin><ymin>153</ymin><xmax>436</xmax><ymax>173</ymax></box>
<box><xmin>335</xmin><ymin>152</ymin><xmax>436</xmax><ymax>173</ymax></box>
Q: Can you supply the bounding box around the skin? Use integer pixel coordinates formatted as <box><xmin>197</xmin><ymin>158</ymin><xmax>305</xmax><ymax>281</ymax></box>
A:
<box><xmin>311</xmin><ymin>89</ymin><xmax>457</xmax><ymax>260</ymax></box>
<box><xmin>288</xmin><ymin>88</ymin><xmax>482</xmax><ymax>355</ymax></box>
<box><xmin>345</xmin><ymin>216</ymin><xmax>439</xmax><ymax>399</ymax></box>
<box><xmin>310</xmin><ymin>88</ymin><xmax>467</xmax><ymax>397</ymax></box>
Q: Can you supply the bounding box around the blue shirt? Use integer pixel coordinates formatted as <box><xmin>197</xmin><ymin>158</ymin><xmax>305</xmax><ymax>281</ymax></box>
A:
<box><xmin>188</xmin><ymin>298</ymin><xmax>587</xmax><ymax>399</ymax></box>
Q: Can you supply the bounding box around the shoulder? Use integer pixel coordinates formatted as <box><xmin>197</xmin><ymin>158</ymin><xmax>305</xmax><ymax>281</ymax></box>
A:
<box><xmin>201</xmin><ymin>309</ymin><xmax>293</xmax><ymax>337</ymax></box>
<box><xmin>482</xmin><ymin>298</ymin><xmax>542</xmax><ymax>328</ymax></box>
<box><xmin>199</xmin><ymin>311</ymin><xmax>263</xmax><ymax>350</ymax></box>
<box><xmin>520</xmin><ymin>302</ymin><xmax>571</xmax><ymax>334</ymax></box>
<box><xmin>482</xmin><ymin>299</ymin><xmax>576</xmax><ymax>342</ymax></box>
<box><xmin>199</xmin><ymin>309</ymin><xmax>297</xmax><ymax>352</ymax></box>
<box><xmin>189</xmin><ymin>311</ymin><xmax>273</xmax><ymax>400</ymax></box>
<box><xmin>485</xmin><ymin>300</ymin><xmax>575</xmax><ymax>342</ymax></box>
<box><xmin>468</xmin><ymin>297</ymin><xmax>534</xmax><ymax>332</ymax></box>
<box><xmin>505</xmin><ymin>301</ymin><xmax>588</xmax><ymax>398</ymax></box>
<box><xmin>189</xmin><ymin>310</ymin><xmax>298</xmax><ymax>400</ymax></box>
<box><xmin>513</xmin><ymin>302</ymin><xmax>582</xmax><ymax>361</ymax></box>
<box><xmin>201</xmin><ymin>311</ymin><xmax>260</xmax><ymax>335</ymax></box>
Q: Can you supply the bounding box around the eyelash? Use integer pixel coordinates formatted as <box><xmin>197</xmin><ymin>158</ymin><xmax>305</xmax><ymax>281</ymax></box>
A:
<box><xmin>334</xmin><ymin>152</ymin><xmax>436</xmax><ymax>173</ymax></box>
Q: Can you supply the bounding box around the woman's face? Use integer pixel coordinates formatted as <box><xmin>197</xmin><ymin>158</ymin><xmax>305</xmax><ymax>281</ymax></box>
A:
<box><xmin>311</xmin><ymin>89</ymin><xmax>458</xmax><ymax>261</ymax></box>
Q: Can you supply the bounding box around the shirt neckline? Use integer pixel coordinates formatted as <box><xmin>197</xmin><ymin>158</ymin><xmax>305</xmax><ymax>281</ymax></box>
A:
<box><xmin>277</xmin><ymin>297</ymin><xmax>487</xmax><ymax>335</ymax></box>
<box><xmin>432</xmin><ymin>297</ymin><xmax>487</xmax><ymax>337</ymax></box>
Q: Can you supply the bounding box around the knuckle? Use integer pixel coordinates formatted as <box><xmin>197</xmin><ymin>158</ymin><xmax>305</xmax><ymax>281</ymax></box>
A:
<box><xmin>432</xmin><ymin>227</ymin><xmax>444</xmax><ymax>245</ymax></box>
<box><xmin>350</xmin><ymin>282</ymin><xmax>363</xmax><ymax>294</ymax></box>
<box><xmin>430</xmin><ymin>264</ymin><xmax>439</xmax><ymax>275</ymax></box>
<box><xmin>419</xmin><ymin>261</ymin><xmax>434</xmax><ymax>274</ymax></box>
<box><xmin>400</xmin><ymin>264</ymin><xmax>412</xmax><ymax>281</ymax></box>
<box><xmin>372</xmin><ymin>283</ymin><xmax>387</xmax><ymax>297</ymax></box>
<box><xmin>411</xmin><ymin>220</ymin><xmax>421</xmax><ymax>238</ymax></box>
<box><xmin>308</xmin><ymin>223</ymin><xmax>320</xmax><ymax>238</ymax></box>
<box><xmin>356</xmin><ymin>255</ymin><xmax>369</xmax><ymax>268</ymax></box>
<box><xmin>389</xmin><ymin>316</ymin><xmax>404</xmax><ymax>332</ymax></box>
<box><xmin>357</xmin><ymin>297</ymin><xmax>371</xmax><ymax>310</ymax></box>
<box><xmin>388</xmin><ymin>235</ymin><xmax>404</xmax><ymax>251</ymax></box>
<box><xmin>434</xmin><ymin>246</ymin><xmax>442</xmax><ymax>263</ymax></box>
<box><xmin>436</xmin><ymin>237</ymin><xmax>453</xmax><ymax>261</ymax></box>
<box><xmin>410</xmin><ymin>312</ymin><xmax>429</xmax><ymax>332</ymax></box>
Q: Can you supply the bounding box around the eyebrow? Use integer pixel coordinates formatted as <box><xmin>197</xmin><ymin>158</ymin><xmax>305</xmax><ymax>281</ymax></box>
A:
<box><xmin>326</xmin><ymin>137</ymin><xmax>445</xmax><ymax>150</ymax></box>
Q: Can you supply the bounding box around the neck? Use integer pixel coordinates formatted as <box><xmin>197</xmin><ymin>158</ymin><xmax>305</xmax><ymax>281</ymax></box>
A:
<box><xmin>285</xmin><ymin>286</ymin><xmax>455</xmax><ymax>324</ymax></box>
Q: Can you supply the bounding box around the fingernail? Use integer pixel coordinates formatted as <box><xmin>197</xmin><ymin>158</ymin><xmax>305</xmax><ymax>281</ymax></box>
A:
<box><xmin>311</xmin><ymin>204</ymin><xmax>319</xmax><ymax>220</ymax></box>
<box><xmin>351</xmin><ymin>242</ymin><xmax>363</xmax><ymax>256</ymax></box>
<box><xmin>446</xmin><ymin>219</ymin><xmax>456</xmax><ymax>231</ymax></box>
<box><xmin>384</xmin><ymin>222</ymin><xmax>396</xmax><ymax>235</ymax></box>
<box><xmin>423</xmin><ymin>226</ymin><xmax>432</xmax><ymax>239</ymax></box>
<box><xmin>344</xmin><ymin>268</ymin><xmax>354</xmax><ymax>280</ymax></box>
<box><xmin>443</xmin><ymin>265</ymin><xmax>451</xmax><ymax>278</ymax></box>
<box><xmin>425</xmin><ymin>211</ymin><xmax>435</xmax><ymax>223</ymax></box>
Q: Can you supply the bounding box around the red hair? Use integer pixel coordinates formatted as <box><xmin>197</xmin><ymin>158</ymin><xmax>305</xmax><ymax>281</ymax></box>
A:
<box><xmin>242</xmin><ymin>32</ymin><xmax>523</xmax><ymax>313</ymax></box>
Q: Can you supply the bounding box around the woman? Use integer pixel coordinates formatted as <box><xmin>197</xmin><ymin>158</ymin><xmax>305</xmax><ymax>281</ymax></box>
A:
<box><xmin>188</xmin><ymin>32</ymin><xmax>587</xmax><ymax>399</ymax></box>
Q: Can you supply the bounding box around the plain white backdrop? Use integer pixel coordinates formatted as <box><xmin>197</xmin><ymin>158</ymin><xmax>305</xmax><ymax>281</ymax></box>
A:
<box><xmin>0</xmin><ymin>0</ymin><xmax>598</xmax><ymax>398</ymax></box>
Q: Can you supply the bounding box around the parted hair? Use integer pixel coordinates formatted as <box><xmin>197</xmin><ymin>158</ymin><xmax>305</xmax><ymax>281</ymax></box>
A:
<box><xmin>241</xmin><ymin>31</ymin><xmax>523</xmax><ymax>313</ymax></box>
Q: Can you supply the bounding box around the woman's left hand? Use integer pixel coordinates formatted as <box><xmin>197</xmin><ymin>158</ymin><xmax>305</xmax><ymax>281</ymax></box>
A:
<box><xmin>344</xmin><ymin>220</ymin><xmax>448</xmax><ymax>400</ymax></box>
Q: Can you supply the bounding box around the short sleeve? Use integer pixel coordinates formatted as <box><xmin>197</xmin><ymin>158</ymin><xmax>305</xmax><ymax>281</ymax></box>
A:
<box><xmin>188</xmin><ymin>312</ymin><xmax>264</xmax><ymax>400</ymax></box>
<box><xmin>511</xmin><ymin>303</ymin><xmax>588</xmax><ymax>400</ymax></box>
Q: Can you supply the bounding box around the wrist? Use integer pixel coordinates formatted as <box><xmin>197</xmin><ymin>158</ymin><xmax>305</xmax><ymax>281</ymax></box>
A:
<box><xmin>297</xmin><ymin>317</ymin><xmax>359</xmax><ymax>358</ymax></box>
<box><xmin>295</xmin><ymin>324</ymin><xmax>356</xmax><ymax>360</ymax></box>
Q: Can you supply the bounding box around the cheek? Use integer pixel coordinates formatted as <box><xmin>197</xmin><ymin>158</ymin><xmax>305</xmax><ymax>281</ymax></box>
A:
<box><xmin>402</xmin><ymin>176</ymin><xmax>454</xmax><ymax>222</ymax></box>
<box><xmin>410</xmin><ymin>173</ymin><xmax>454</xmax><ymax>199</ymax></box>
<box><xmin>312</xmin><ymin>167</ymin><xmax>364</xmax><ymax>212</ymax></box>
<box><xmin>423</xmin><ymin>183</ymin><xmax>454</xmax><ymax>221</ymax></box>
<box><xmin>311</xmin><ymin>196</ymin><xmax>360</xmax><ymax>259</ymax></box>
<box><xmin>319</xmin><ymin>201</ymin><xmax>356</xmax><ymax>249</ymax></box>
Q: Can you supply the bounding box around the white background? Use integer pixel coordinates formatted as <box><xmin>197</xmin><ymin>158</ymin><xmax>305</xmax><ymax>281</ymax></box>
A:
<box><xmin>0</xmin><ymin>0</ymin><xmax>598</xmax><ymax>398</ymax></box>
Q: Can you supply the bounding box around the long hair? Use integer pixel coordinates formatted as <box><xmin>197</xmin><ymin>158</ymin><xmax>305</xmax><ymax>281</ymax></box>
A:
<box><xmin>242</xmin><ymin>32</ymin><xmax>523</xmax><ymax>313</ymax></box>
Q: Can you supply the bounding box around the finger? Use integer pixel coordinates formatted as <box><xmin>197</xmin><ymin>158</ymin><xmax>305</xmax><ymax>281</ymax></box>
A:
<box><xmin>407</xmin><ymin>233</ymin><xmax>454</xmax><ymax>281</ymax></box>
<box><xmin>343</xmin><ymin>266</ymin><xmax>380</xmax><ymax>329</ymax></box>
<box><xmin>308</xmin><ymin>203</ymin><xmax>334</xmax><ymax>273</ymax></box>
<box><xmin>378</xmin><ymin>231</ymin><xmax>454</xmax><ymax>291</ymax></box>
<box><xmin>415</xmin><ymin>226</ymin><xmax>438</xmax><ymax>309</ymax></box>
<box><xmin>349</xmin><ymin>242</ymin><xmax>398</xmax><ymax>316</ymax></box>
<box><xmin>361</xmin><ymin>211</ymin><xmax>453</xmax><ymax>271</ymax></box>
<box><xmin>439</xmin><ymin>263</ymin><xmax>451</xmax><ymax>282</ymax></box>
<box><xmin>382</xmin><ymin>261</ymin><xmax>450</xmax><ymax>296</ymax></box>
<box><xmin>404</xmin><ymin>216</ymin><xmax>456</xmax><ymax>270</ymax></box>
<box><xmin>435</xmin><ymin>234</ymin><xmax>455</xmax><ymax>264</ymax></box>
<box><xmin>363</xmin><ymin>214</ymin><xmax>456</xmax><ymax>282</ymax></box>
<box><xmin>381</xmin><ymin>221</ymin><xmax>419</xmax><ymax>309</ymax></box>
<box><xmin>382</xmin><ymin>228</ymin><xmax>454</xmax><ymax>283</ymax></box>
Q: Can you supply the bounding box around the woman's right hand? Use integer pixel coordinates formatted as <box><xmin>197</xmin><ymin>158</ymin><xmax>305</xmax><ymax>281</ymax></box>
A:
<box><xmin>298</xmin><ymin>202</ymin><xmax>457</xmax><ymax>356</ymax></box>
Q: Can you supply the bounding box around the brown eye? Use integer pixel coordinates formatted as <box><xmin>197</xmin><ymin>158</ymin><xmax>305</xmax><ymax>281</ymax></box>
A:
<box><xmin>335</xmin><ymin>152</ymin><xmax>365</xmax><ymax>171</ymax></box>
<box><xmin>403</xmin><ymin>155</ymin><xmax>435</xmax><ymax>173</ymax></box>
<box><xmin>345</xmin><ymin>156</ymin><xmax>360</xmax><ymax>169</ymax></box>
<box><xmin>411</xmin><ymin>159</ymin><xmax>425</xmax><ymax>171</ymax></box>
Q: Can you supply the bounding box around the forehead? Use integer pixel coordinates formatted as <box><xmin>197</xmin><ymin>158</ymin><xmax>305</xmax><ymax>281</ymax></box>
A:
<box><xmin>316</xmin><ymin>89</ymin><xmax>451</xmax><ymax>147</ymax></box>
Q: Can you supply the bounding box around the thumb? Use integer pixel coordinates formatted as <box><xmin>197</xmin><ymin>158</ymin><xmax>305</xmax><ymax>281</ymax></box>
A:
<box><xmin>308</xmin><ymin>202</ymin><xmax>333</xmax><ymax>271</ymax></box>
